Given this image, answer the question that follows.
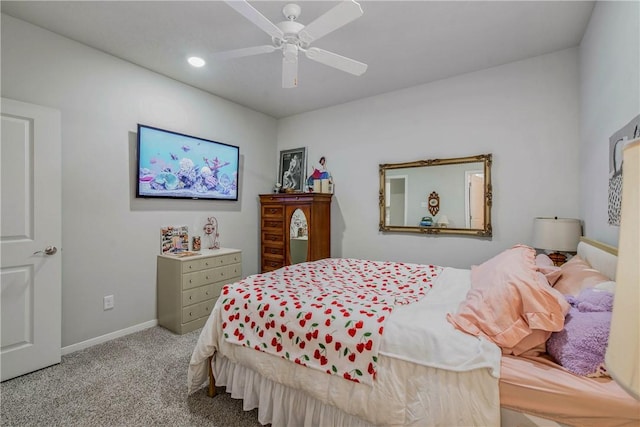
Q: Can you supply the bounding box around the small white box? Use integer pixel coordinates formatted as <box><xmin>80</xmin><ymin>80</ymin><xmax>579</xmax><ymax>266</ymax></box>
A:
<box><xmin>321</xmin><ymin>179</ymin><xmax>330</xmax><ymax>193</ymax></box>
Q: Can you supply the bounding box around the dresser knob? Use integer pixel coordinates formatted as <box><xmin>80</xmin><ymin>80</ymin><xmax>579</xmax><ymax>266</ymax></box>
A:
<box><xmin>206</xmin><ymin>291</ymin><xmax>209</xmax><ymax>296</ymax></box>
<box><xmin>189</xmin><ymin>295</ymin><xmax>192</xmax><ymax>300</ymax></box>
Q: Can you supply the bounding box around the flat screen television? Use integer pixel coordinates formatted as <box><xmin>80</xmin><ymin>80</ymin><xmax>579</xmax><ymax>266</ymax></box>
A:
<box><xmin>136</xmin><ymin>124</ymin><xmax>239</xmax><ymax>201</ymax></box>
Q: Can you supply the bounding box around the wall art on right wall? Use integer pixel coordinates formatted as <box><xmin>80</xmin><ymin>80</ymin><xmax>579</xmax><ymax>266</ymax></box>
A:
<box><xmin>608</xmin><ymin>114</ymin><xmax>640</xmax><ymax>226</ymax></box>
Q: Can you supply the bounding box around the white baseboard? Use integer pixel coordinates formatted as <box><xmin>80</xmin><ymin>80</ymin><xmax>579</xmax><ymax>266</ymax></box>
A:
<box><xmin>61</xmin><ymin>319</ymin><xmax>158</xmax><ymax>355</ymax></box>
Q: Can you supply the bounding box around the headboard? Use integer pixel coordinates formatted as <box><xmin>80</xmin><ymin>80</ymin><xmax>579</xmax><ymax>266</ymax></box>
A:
<box><xmin>577</xmin><ymin>237</ymin><xmax>618</xmax><ymax>281</ymax></box>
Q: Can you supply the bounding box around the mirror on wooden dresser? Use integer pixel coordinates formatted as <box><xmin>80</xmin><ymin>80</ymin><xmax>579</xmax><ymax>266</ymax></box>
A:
<box><xmin>379</xmin><ymin>154</ymin><xmax>492</xmax><ymax>237</ymax></box>
<box><xmin>289</xmin><ymin>208</ymin><xmax>309</xmax><ymax>264</ymax></box>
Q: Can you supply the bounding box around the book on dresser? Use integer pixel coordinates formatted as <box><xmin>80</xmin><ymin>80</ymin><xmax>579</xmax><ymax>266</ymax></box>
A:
<box><xmin>157</xmin><ymin>248</ymin><xmax>242</xmax><ymax>334</ymax></box>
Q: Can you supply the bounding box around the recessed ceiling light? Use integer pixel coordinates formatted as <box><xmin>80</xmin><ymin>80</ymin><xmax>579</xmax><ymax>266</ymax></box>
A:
<box><xmin>188</xmin><ymin>56</ymin><xmax>206</xmax><ymax>68</ymax></box>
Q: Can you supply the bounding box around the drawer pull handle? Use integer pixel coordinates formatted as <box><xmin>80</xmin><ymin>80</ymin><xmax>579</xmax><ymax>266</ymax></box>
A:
<box><xmin>189</xmin><ymin>279</ymin><xmax>192</xmax><ymax>283</ymax></box>
<box><xmin>206</xmin><ymin>291</ymin><xmax>209</xmax><ymax>296</ymax></box>
<box><xmin>189</xmin><ymin>312</ymin><xmax>192</xmax><ymax>316</ymax></box>
<box><xmin>205</xmin><ymin>276</ymin><xmax>209</xmax><ymax>280</ymax></box>
<box><xmin>205</xmin><ymin>262</ymin><xmax>209</xmax><ymax>266</ymax></box>
<box><xmin>189</xmin><ymin>295</ymin><xmax>192</xmax><ymax>300</ymax></box>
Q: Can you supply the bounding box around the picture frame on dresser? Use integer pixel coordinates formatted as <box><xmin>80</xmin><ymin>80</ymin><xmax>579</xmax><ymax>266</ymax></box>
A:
<box><xmin>278</xmin><ymin>147</ymin><xmax>307</xmax><ymax>192</ymax></box>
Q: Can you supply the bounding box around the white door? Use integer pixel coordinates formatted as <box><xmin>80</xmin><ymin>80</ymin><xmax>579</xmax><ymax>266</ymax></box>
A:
<box><xmin>469</xmin><ymin>173</ymin><xmax>485</xmax><ymax>229</ymax></box>
<box><xmin>1</xmin><ymin>98</ymin><xmax>62</xmax><ymax>381</ymax></box>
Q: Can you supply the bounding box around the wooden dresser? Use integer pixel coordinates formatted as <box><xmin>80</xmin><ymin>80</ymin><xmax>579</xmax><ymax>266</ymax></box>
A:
<box><xmin>260</xmin><ymin>193</ymin><xmax>332</xmax><ymax>273</ymax></box>
<box><xmin>157</xmin><ymin>248</ymin><xmax>241</xmax><ymax>334</ymax></box>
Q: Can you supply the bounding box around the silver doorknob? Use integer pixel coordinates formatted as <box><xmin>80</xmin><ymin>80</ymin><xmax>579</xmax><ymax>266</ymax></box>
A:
<box><xmin>34</xmin><ymin>246</ymin><xmax>57</xmax><ymax>255</ymax></box>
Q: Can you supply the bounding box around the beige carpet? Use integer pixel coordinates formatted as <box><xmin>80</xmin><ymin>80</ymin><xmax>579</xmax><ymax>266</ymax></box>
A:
<box><xmin>0</xmin><ymin>326</ymin><xmax>261</xmax><ymax>426</ymax></box>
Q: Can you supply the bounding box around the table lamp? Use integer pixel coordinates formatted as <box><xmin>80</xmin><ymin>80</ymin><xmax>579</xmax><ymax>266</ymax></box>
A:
<box><xmin>606</xmin><ymin>138</ymin><xmax>640</xmax><ymax>400</ymax></box>
<box><xmin>532</xmin><ymin>217</ymin><xmax>582</xmax><ymax>265</ymax></box>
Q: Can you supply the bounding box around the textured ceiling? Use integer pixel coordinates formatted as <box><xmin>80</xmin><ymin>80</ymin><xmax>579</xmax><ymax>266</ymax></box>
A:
<box><xmin>1</xmin><ymin>1</ymin><xmax>594</xmax><ymax>118</ymax></box>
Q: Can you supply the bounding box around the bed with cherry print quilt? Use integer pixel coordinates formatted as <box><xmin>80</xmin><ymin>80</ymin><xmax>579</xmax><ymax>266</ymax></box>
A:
<box><xmin>187</xmin><ymin>258</ymin><xmax>501</xmax><ymax>426</ymax></box>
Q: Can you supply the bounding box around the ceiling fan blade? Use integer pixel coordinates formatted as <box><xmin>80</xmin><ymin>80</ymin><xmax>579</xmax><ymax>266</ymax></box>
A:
<box><xmin>282</xmin><ymin>44</ymin><xmax>298</xmax><ymax>88</ymax></box>
<box><xmin>304</xmin><ymin>47</ymin><xmax>367</xmax><ymax>76</ymax></box>
<box><xmin>224</xmin><ymin>0</ymin><xmax>284</xmax><ymax>40</ymax></box>
<box><xmin>211</xmin><ymin>45</ymin><xmax>277</xmax><ymax>61</ymax></box>
<box><xmin>298</xmin><ymin>0</ymin><xmax>363</xmax><ymax>45</ymax></box>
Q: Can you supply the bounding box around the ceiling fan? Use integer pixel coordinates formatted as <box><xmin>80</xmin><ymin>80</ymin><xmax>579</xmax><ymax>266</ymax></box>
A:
<box><xmin>215</xmin><ymin>0</ymin><xmax>368</xmax><ymax>88</ymax></box>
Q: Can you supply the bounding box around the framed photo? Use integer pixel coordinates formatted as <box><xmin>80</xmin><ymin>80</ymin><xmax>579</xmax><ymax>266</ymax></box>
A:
<box><xmin>160</xmin><ymin>225</ymin><xmax>189</xmax><ymax>254</ymax></box>
<box><xmin>278</xmin><ymin>147</ymin><xmax>307</xmax><ymax>192</ymax></box>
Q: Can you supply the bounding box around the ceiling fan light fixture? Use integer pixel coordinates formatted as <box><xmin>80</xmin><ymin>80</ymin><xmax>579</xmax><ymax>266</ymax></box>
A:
<box><xmin>282</xmin><ymin>4</ymin><xmax>301</xmax><ymax>21</ymax></box>
<box><xmin>221</xmin><ymin>0</ymin><xmax>367</xmax><ymax>88</ymax></box>
<box><xmin>187</xmin><ymin>56</ymin><xmax>206</xmax><ymax>67</ymax></box>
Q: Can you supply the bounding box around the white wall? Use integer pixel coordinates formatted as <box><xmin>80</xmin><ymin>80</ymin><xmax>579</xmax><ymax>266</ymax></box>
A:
<box><xmin>1</xmin><ymin>15</ymin><xmax>278</xmax><ymax>347</ymax></box>
<box><xmin>579</xmin><ymin>1</ymin><xmax>640</xmax><ymax>247</ymax></box>
<box><xmin>278</xmin><ymin>49</ymin><xmax>582</xmax><ymax>268</ymax></box>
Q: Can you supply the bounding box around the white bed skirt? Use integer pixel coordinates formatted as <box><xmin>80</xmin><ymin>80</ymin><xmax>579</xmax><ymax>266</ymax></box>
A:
<box><xmin>213</xmin><ymin>353</ymin><xmax>500</xmax><ymax>427</ymax></box>
<box><xmin>215</xmin><ymin>355</ymin><xmax>373</xmax><ymax>427</ymax></box>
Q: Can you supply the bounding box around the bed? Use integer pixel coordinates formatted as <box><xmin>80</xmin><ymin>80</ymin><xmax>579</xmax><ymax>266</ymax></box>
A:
<box><xmin>187</xmin><ymin>238</ymin><xmax>640</xmax><ymax>426</ymax></box>
<box><xmin>499</xmin><ymin>238</ymin><xmax>640</xmax><ymax>427</ymax></box>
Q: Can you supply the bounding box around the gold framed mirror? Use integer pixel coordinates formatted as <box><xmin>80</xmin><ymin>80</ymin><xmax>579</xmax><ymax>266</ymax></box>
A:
<box><xmin>379</xmin><ymin>154</ymin><xmax>492</xmax><ymax>237</ymax></box>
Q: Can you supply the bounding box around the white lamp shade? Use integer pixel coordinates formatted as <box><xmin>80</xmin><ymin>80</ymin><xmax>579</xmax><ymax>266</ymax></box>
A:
<box><xmin>532</xmin><ymin>217</ymin><xmax>582</xmax><ymax>252</ymax></box>
<box><xmin>606</xmin><ymin>139</ymin><xmax>640</xmax><ymax>400</ymax></box>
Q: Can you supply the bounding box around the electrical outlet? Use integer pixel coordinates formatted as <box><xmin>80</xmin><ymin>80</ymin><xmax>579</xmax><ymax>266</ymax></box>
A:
<box><xmin>103</xmin><ymin>295</ymin><xmax>114</xmax><ymax>310</ymax></box>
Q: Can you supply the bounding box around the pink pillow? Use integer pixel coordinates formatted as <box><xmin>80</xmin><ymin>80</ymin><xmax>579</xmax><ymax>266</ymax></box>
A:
<box><xmin>536</xmin><ymin>254</ymin><xmax>562</xmax><ymax>286</ymax></box>
<box><xmin>447</xmin><ymin>245</ymin><xmax>569</xmax><ymax>356</ymax></box>
<box><xmin>535</xmin><ymin>253</ymin><xmax>554</xmax><ymax>267</ymax></box>
<box><xmin>553</xmin><ymin>255</ymin><xmax>609</xmax><ymax>296</ymax></box>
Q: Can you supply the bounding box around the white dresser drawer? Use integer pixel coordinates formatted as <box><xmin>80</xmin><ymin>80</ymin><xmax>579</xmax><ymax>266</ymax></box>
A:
<box><xmin>182</xmin><ymin>283</ymin><xmax>215</xmax><ymax>307</ymax></box>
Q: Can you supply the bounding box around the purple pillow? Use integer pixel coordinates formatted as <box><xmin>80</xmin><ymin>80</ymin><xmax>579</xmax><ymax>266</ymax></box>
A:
<box><xmin>546</xmin><ymin>289</ymin><xmax>614</xmax><ymax>377</ymax></box>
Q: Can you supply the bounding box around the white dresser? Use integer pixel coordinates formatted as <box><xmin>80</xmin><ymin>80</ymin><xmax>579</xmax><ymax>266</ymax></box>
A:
<box><xmin>157</xmin><ymin>248</ymin><xmax>242</xmax><ymax>334</ymax></box>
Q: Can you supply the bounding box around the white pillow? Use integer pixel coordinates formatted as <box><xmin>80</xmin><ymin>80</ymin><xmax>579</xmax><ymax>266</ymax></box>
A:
<box><xmin>594</xmin><ymin>281</ymin><xmax>616</xmax><ymax>294</ymax></box>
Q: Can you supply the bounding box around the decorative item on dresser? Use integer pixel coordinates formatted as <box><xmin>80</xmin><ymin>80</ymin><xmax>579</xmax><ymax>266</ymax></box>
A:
<box><xmin>157</xmin><ymin>248</ymin><xmax>241</xmax><ymax>334</ymax></box>
<box><xmin>259</xmin><ymin>193</ymin><xmax>331</xmax><ymax>273</ymax></box>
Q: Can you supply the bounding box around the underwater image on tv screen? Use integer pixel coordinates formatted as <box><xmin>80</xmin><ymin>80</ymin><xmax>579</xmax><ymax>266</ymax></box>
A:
<box><xmin>136</xmin><ymin>124</ymin><xmax>239</xmax><ymax>201</ymax></box>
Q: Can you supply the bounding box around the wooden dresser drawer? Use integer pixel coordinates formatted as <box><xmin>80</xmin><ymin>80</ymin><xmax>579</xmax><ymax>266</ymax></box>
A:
<box><xmin>262</xmin><ymin>204</ymin><xmax>284</xmax><ymax>219</ymax></box>
<box><xmin>262</xmin><ymin>258</ymin><xmax>284</xmax><ymax>271</ymax></box>
<box><xmin>262</xmin><ymin>245</ymin><xmax>284</xmax><ymax>258</ymax></box>
<box><xmin>262</xmin><ymin>232</ymin><xmax>284</xmax><ymax>246</ymax></box>
<box><xmin>262</xmin><ymin>218</ymin><xmax>283</xmax><ymax>231</ymax></box>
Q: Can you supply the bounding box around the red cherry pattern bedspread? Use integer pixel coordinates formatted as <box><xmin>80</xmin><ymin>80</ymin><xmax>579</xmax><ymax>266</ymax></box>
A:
<box><xmin>220</xmin><ymin>258</ymin><xmax>443</xmax><ymax>386</ymax></box>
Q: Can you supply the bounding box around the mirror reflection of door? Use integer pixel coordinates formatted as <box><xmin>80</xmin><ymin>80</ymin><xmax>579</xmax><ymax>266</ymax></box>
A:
<box><xmin>386</xmin><ymin>176</ymin><xmax>408</xmax><ymax>226</ymax></box>
<box><xmin>289</xmin><ymin>208</ymin><xmax>308</xmax><ymax>265</ymax></box>
<box><xmin>465</xmin><ymin>170</ymin><xmax>485</xmax><ymax>228</ymax></box>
